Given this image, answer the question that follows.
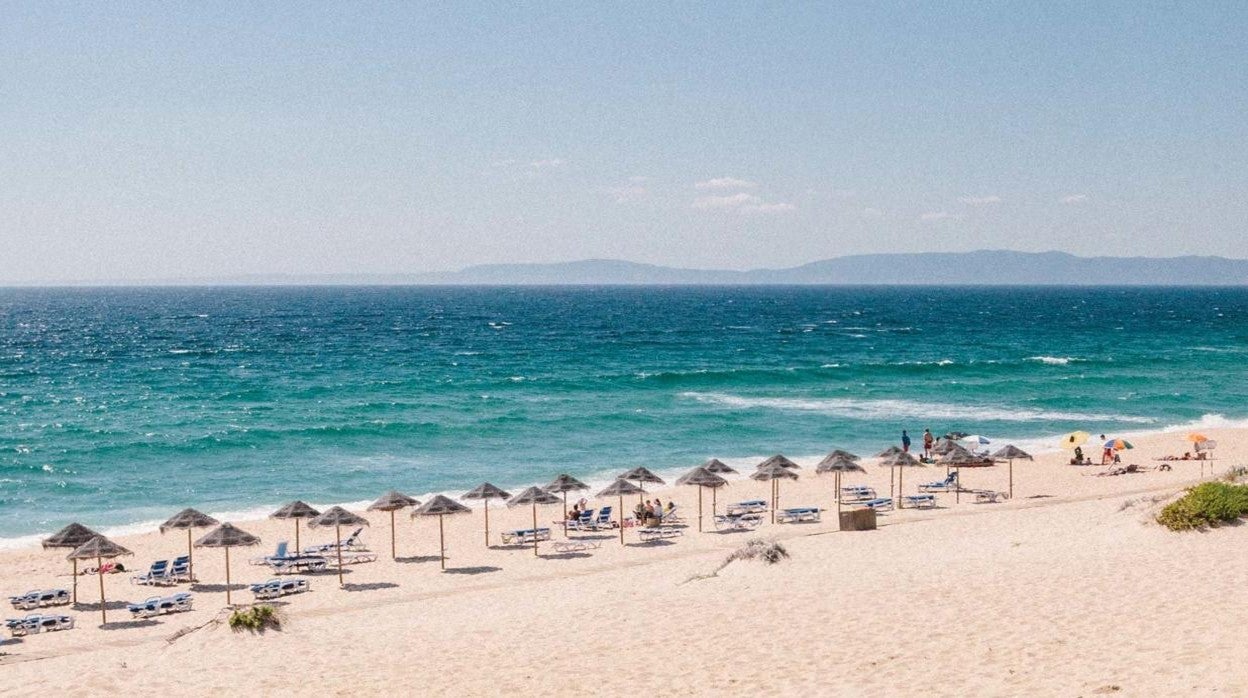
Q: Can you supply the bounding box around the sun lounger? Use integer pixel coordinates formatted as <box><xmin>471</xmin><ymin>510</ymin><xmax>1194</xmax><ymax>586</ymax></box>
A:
<box><xmin>304</xmin><ymin>527</ymin><xmax>367</xmax><ymax>554</ymax></box>
<box><xmin>861</xmin><ymin>497</ymin><xmax>894</xmax><ymax>512</ymax></box>
<box><xmin>659</xmin><ymin>505</ymin><xmax>685</xmax><ymax>525</ymax></box>
<box><xmin>918</xmin><ymin>472</ymin><xmax>958</xmax><ymax>493</ymax></box>
<box><xmin>903</xmin><ymin>494</ymin><xmax>937</xmax><ymax>509</ymax></box>
<box><xmin>9</xmin><ymin>589</ymin><xmax>71</xmax><ymax>611</ymax></box>
<box><xmin>251</xmin><ymin>541</ymin><xmax>291</xmax><ymax>566</ymax></box>
<box><xmin>6</xmin><ymin>613</ymin><xmax>75</xmax><ymax>637</ymax></box>
<box><xmin>336</xmin><ymin>551</ymin><xmax>378</xmax><ymax>565</ymax></box>
<box><xmin>840</xmin><ymin>486</ymin><xmax>877</xmax><ymax>503</ymax></box>
<box><xmin>588</xmin><ymin>506</ymin><xmax>615</xmax><ymax>531</ymax></box>
<box><xmin>500</xmin><ymin>528</ymin><xmax>552</xmax><ymax>545</ymax></box>
<box><xmin>130</xmin><ymin>560</ymin><xmax>173</xmax><ymax>586</ymax></box>
<box><xmin>551</xmin><ymin>539</ymin><xmax>603</xmax><ymax>553</ymax></box>
<box><xmin>249</xmin><ymin>578</ymin><xmax>310</xmax><ymax>601</ymax></box>
<box><xmin>563</xmin><ymin>509</ymin><xmax>596</xmax><ymax>532</ymax></box>
<box><xmin>169</xmin><ymin>555</ymin><xmax>192</xmax><ymax>582</ymax></box>
<box><xmin>776</xmin><ymin>507</ymin><xmax>821</xmax><ymax>523</ymax></box>
<box><xmin>638</xmin><ymin>526</ymin><xmax>684</xmax><ymax>543</ymax></box>
<box><xmin>126</xmin><ymin>593</ymin><xmax>193</xmax><ymax>619</ymax></box>
<box><xmin>267</xmin><ymin>555</ymin><xmax>329</xmax><ymax>574</ymax></box>
<box><xmin>713</xmin><ymin>512</ymin><xmax>764</xmax><ymax>531</ymax></box>
<box><xmin>726</xmin><ymin>499</ymin><xmax>768</xmax><ymax>515</ymax></box>
<box><xmin>971</xmin><ymin>489</ymin><xmax>1008</xmax><ymax>503</ymax></box>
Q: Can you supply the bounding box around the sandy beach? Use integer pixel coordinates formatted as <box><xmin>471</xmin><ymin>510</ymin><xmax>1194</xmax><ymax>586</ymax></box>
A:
<box><xmin>2</xmin><ymin>426</ymin><xmax>1245</xmax><ymax>696</ymax></box>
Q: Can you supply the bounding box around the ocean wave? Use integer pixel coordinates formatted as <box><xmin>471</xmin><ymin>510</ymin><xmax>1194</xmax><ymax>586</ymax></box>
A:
<box><xmin>681</xmin><ymin>392</ymin><xmax>1157</xmax><ymax>424</ymax></box>
<box><xmin>1027</xmin><ymin>356</ymin><xmax>1082</xmax><ymax>365</ymax></box>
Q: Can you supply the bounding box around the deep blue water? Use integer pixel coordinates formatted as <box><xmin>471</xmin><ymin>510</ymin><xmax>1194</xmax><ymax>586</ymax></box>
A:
<box><xmin>1</xmin><ymin>286</ymin><xmax>1246</xmax><ymax>541</ymax></box>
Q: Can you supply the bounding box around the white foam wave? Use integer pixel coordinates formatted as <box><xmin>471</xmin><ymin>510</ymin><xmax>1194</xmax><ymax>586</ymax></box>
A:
<box><xmin>1027</xmin><ymin>356</ymin><xmax>1081</xmax><ymax>365</ymax></box>
<box><xmin>682</xmin><ymin>392</ymin><xmax>1157</xmax><ymax>424</ymax></box>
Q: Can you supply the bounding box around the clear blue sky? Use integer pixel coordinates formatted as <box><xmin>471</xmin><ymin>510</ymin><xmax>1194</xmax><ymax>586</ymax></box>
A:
<box><xmin>2</xmin><ymin>2</ymin><xmax>1245</xmax><ymax>281</ymax></box>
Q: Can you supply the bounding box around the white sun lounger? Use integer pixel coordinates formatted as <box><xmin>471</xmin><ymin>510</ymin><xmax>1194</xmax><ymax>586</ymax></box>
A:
<box><xmin>726</xmin><ymin>500</ymin><xmax>768</xmax><ymax>515</ymax></box>
<box><xmin>971</xmin><ymin>489</ymin><xmax>1008</xmax><ymax>503</ymax></box>
<box><xmin>250</xmin><ymin>578</ymin><xmax>310</xmax><ymax>600</ymax></box>
<box><xmin>6</xmin><ymin>613</ymin><xmax>75</xmax><ymax>637</ymax></box>
<box><xmin>776</xmin><ymin>507</ymin><xmax>821</xmax><ymax>523</ymax></box>
<box><xmin>862</xmin><ymin>497</ymin><xmax>894</xmax><ymax>512</ymax></box>
<box><xmin>714</xmin><ymin>513</ymin><xmax>764</xmax><ymax>531</ymax></box>
<box><xmin>903</xmin><ymin>494</ymin><xmax>937</xmax><ymax>509</ymax></box>
<box><xmin>840</xmin><ymin>486</ymin><xmax>878</xmax><ymax>503</ymax></box>
<box><xmin>9</xmin><ymin>589</ymin><xmax>71</xmax><ymax>611</ymax></box>
<box><xmin>501</xmin><ymin>528</ymin><xmax>552</xmax><ymax>545</ymax></box>
<box><xmin>127</xmin><ymin>593</ymin><xmax>193</xmax><ymax>619</ymax></box>
<box><xmin>638</xmin><ymin>526</ymin><xmax>684</xmax><ymax>543</ymax></box>
<box><xmin>130</xmin><ymin>560</ymin><xmax>174</xmax><ymax>586</ymax></box>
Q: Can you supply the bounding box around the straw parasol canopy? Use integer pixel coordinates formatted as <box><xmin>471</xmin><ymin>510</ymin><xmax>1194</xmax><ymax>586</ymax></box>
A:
<box><xmin>43</xmin><ymin>522</ymin><xmax>101</xmax><ymax>604</ymax></box>
<box><xmin>545</xmin><ymin>474</ymin><xmax>591</xmax><ymax>532</ymax></box>
<box><xmin>876</xmin><ymin>445</ymin><xmax>904</xmax><ymax>458</ymax></box>
<box><xmin>597</xmin><ymin>478</ymin><xmax>647</xmax><ymax>544</ymax></box>
<box><xmin>368</xmin><ymin>491</ymin><xmax>420</xmax><ymax>560</ymax></box>
<box><xmin>159</xmin><ymin>508</ymin><xmax>219</xmax><ymax>584</ymax></box>
<box><xmin>992</xmin><ymin>445</ymin><xmax>1033</xmax><ymax>499</ymax></box>
<box><xmin>880</xmin><ymin>451</ymin><xmax>923</xmax><ymax>507</ymax></box>
<box><xmin>816</xmin><ymin>453</ymin><xmax>865</xmax><ymax>517</ymax></box>
<box><xmin>751</xmin><ymin>462</ymin><xmax>799</xmax><ymax>523</ymax></box>
<box><xmin>757</xmin><ymin>454</ymin><xmax>801</xmax><ymax>470</ymax></box>
<box><xmin>676</xmin><ymin>466</ymin><xmax>727</xmax><ymax>532</ymax></box>
<box><xmin>461</xmin><ymin>482</ymin><xmax>512</xmax><ymax>547</ymax></box>
<box><xmin>507</xmin><ymin>486</ymin><xmax>562</xmax><ymax>556</ymax></box>
<box><xmin>308</xmin><ymin>507</ymin><xmax>369</xmax><ymax>586</ymax></box>
<box><xmin>702</xmin><ymin>458</ymin><xmax>738</xmax><ymax>474</ymax></box>
<box><xmin>411</xmin><ymin>495</ymin><xmax>472</xmax><ymax>570</ymax></box>
<box><xmin>66</xmin><ymin>535</ymin><xmax>133</xmax><ymax>625</ymax></box>
<box><xmin>270</xmin><ymin>500</ymin><xmax>322</xmax><ymax>552</ymax></box>
<box><xmin>938</xmin><ymin>449</ymin><xmax>985</xmax><ymax>503</ymax></box>
<box><xmin>194</xmin><ymin>523</ymin><xmax>260</xmax><ymax>606</ymax></box>
<box><xmin>825</xmin><ymin>449</ymin><xmax>861</xmax><ymax>462</ymax></box>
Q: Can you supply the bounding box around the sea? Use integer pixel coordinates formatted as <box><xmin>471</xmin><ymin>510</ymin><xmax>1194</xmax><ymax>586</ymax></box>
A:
<box><xmin>2</xmin><ymin>285</ymin><xmax>1246</xmax><ymax>545</ymax></box>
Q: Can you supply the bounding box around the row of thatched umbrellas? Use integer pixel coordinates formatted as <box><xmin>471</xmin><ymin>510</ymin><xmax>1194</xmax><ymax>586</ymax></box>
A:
<box><xmin>39</xmin><ymin>444</ymin><xmax>1032</xmax><ymax>625</ymax></box>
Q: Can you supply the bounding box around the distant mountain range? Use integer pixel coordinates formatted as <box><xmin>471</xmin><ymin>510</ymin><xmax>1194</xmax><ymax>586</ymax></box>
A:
<box><xmin>32</xmin><ymin>251</ymin><xmax>1248</xmax><ymax>286</ymax></box>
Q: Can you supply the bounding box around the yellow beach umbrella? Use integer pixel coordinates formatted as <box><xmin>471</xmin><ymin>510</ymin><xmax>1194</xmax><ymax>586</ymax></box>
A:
<box><xmin>1059</xmin><ymin>431</ymin><xmax>1089</xmax><ymax>449</ymax></box>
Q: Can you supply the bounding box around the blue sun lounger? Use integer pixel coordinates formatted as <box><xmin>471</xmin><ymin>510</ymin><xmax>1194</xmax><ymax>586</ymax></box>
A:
<box><xmin>903</xmin><ymin>494</ymin><xmax>937</xmax><ymax>509</ymax></box>
<box><xmin>726</xmin><ymin>500</ymin><xmax>768</xmax><ymax>515</ymax></box>
<box><xmin>862</xmin><ymin>497</ymin><xmax>894</xmax><ymax>512</ymax></box>
<box><xmin>6</xmin><ymin>613</ymin><xmax>75</xmax><ymax>637</ymax></box>
<box><xmin>130</xmin><ymin>560</ymin><xmax>174</xmax><ymax>586</ymax></box>
<box><xmin>918</xmin><ymin>472</ymin><xmax>958</xmax><ymax>493</ymax></box>
<box><xmin>250</xmin><ymin>578</ymin><xmax>310</xmax><ymax>600</ymax></box>
<box><xmin>9</xmin><ymin>589</ymin><xmax>71</xmax><ymax>611</ymax></box>
<box><xmin>777</xmin><ymin>507</ymin><xmax>821</xmax><ymax>523</ymax></box>
<box><xmin>127</xmin><ymin>593</ymin><xmax>193</xmax><ymax>619</ymax></box>
<box><xmin>840</xmin><ymin>486</ymin><xmax>878</xmax><ymax>503</ymax></box>
<box><xmin>501</xmin><ymin>528</ymin><xmax>551</xmax><ymax>545</ymax></box>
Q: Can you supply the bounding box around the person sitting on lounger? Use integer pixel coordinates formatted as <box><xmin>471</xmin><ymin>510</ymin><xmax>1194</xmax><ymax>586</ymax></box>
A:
<box><xmin>567</xmin><ymin>504</ymin><xmax>581</xmax><ymax>522</ymax></box>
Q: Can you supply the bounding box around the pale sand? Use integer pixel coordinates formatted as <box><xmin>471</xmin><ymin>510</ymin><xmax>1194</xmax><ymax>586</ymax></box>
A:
<box><xmin>2</xmin><ymin>427</ymin><xmax>1245</xmax><ymax>696</ymax></box>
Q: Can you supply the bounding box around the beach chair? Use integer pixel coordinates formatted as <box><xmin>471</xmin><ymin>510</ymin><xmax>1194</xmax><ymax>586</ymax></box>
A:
<box><xmin>304</xmin><ymin>527</ymin><xmax>367</xmax><ymax>554</ymax></box>
<box><xmin>972</xmin><ymin>490</ymin><xmax>1008</xmax><ymax>503</ymax></box>
<box><xmin>589</xmin><ymin>506</ymin><xmax>615</xmax><ymax>531</ymax></box>
<box><xmin>500</xmin><ymin>528</ymin><xmax>552</xmax><ymax>545</ymax></box>
<box><xmin>862</xmin><ymin>497</ymin><xmax>894</xmax><ymax>512</ymax></box>
<box><xmin>903</xmin><ymin>494</ymin><xmax>937</xmax><ymax>509</ymax></box>
<box><xmin>638</xmin><ymin>526</ymin><xmax>684</xmax><ymax>543</ymax></box>
<box><xmin>337</xmin><ymin>551</ymin><xmax>379</xmax><ymax>565</ymax></box>
<box><xmin>551</xmin><ymin>539</ymin><xmax>603</xmax><ymax>553</ymax></box>
<box><xmin>776</xmin><ymin>507</ymin><xmax>821</xmax><ymax>523</ymax></box>
<box><xmin>250</xmin><ymin>578</ymin><xmax>310</xmax><ymax>601</ymax></box>
<box><xmin>726</xmin><ymin>499</ymin><xmax>768</xmax><ymax>515</ymax></box>
<box><xmin>713</xmin><ymin>513</ymin><xmax>764</xmax><ymax>531</ymax></box>
<box><xmin>659</xmin><ymin>505</ymin><xmax>685</xmax><ymax>525</ymax></box>
<box><xmin>251</xmin><ymin>542</ymin><xmax>290</xmax><ymax>566</ymax></box>
<box><xmin>564</xmin><ymin>509</ymin><xmax>596</xmax><ymax>532</ymax></box>
<box><xmin>130</xmin><ymin>560</ymin><xmax>172</xmax><ymax>586</ymax></box>
<box><xmin>267</xmin><ymin>555</ymin><xmax>329</xmax><ymax>575</ymax></box>
<box><xmin>7</xmin><ymin>613</ymin><xmax>75</xmax><ymax>637</ymax></box>
<box><xmin>918</xmin><ymin>472</ymin><xmax>957</xmax><ymax>493</ymax></box>
<box><xmin>840</xmin><ymin>486</ymin><xmax>877</xmax><ymax>503</ymax></box>
<box><xmin>9</xmin><ymin>589</ymin><xmax>71</xmax><ymax>611</ymax></box>
<box><xmin>169</xmin><ymin>556</ymin><xmax>191</xmax><ymax>582</ymax></box>
<box><xmin>127</xmin><ymin>592</ymin><xmax>194</xmax><ymax>619</ymax></box>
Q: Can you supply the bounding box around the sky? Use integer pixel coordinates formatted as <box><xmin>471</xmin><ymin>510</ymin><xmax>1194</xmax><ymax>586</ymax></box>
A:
<box><xmin>2</xmin><ymin>2</ymin><xmax>1246</xmax><ymax>282</ymax></box>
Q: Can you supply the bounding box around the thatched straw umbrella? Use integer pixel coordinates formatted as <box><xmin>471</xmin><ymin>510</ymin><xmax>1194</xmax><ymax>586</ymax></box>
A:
<box><xmin>756</xmin><ymin>455</ymin><xmax>801</xmax><ymax>512</ymax></box>
<box><xmin>932</xmin><ymin>439</ymin><xmax>965</xmax><ymax>456</ymax></box>
<box><xmin>816</xmin><ymin>453</ymin><xmax>866</xmax><ymax>521</ymax></box>
<box><xmin>675</xmin><ymin>466</ymin><xmax>727</xmax><ymax>532</ymax></box>
<box><xmin>702</xmin><ymin>459</ymin><xmax>737</xmax><ymax>515</ymax></box>
<box><xmin>940</xmin><ymin>449</ymin><xmax>986</xmax><ymax>503</ymax></box>
<box><xmin>620</xmin><ymin>467</ymin><xmax>666</xmax><ymax>507</ymax></box>
<box><xmin>992</xmin><ymin>445</ymin><xmax>1033</xmax><ymax>499</ymax></box>
<box><xmin>507</xmin><ymin>486</ymin><xmax>562</xmax><ymax>556</ymax></box>
<box><xmin>879</xmin><ymin>451</ymin><xmax>922</xmax><ymax>507</ymax></box>
<box><xmin>42</xmin><ymin>523</ymin><xmax>100</xmax><ymax>604</ymax></box>
<box><xmin>159</xmin><ymin>508</ymin><xmax>219</xmax><ymax>583</ymax></box>
<box><xmin>194</xmin><ymin>523</ymin><xmax>260</xmax><ymax>606</ymax></box>
<box><xmin>270</xmin><ymin>501</ymin><xmax>321</xmax><ymax>553</ymax></box>
<box><xmin>66</xmin><ymin>535</ymin><xmax>133</xmax><ymax>624</ymax></box>
<box><xmin>308</xmin><ymin>506</ymin><xmax>369</xmax><ymax>586</ymax></box>
<box><xmin>751</xmin><ymin>463</ymin><xmax>798</xmax><ymax>523</ymax></box>
<box><xmin>876</xmin><ymin>446</ymin><xmax>904</xmax><ymax>494</ymax></box>
<box><xmin>367</xmin><ymin>491</ymin><xmax>420</xmax><ymax>560</ymax></box>
<box><xmin>461</xmin><ymin>482</ymin><xmax>511</xmax><ymax>547</ymax></box>
<box><xmin>825</xmin><ymin>449</ymin><xmax>861</xmax><ymax>462</ymax></box>
<box><xmin>544</xmin><ymin>474</ymin><xmax>591</xmax><ymax>535</ymax></box>
<box><xmin>411</xmin><ymin>495</ymin><xmax>472</xmax><ymax>570</ymax></box>
<box><xmin>597</xmin><ymin>478</ymin><xmax>646</xmax><ymax>544</ymax></box>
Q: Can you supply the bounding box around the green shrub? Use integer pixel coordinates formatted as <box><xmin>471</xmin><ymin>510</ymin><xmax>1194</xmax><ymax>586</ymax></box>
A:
<box><xmin>228</xmin><ymin>605</ymin><xmax>281</xmax><ymax>633</ymax></box>
<box><xmin>1157</xmin><ymin>482</ymin><xmax>1248</xmax><ymax>531</ymax></box>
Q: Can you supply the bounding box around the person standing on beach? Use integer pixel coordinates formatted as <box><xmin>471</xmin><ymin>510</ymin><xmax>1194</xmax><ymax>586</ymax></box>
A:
<box><xmin>902</xmin><ymin>430</ymin><xmax>911</xmax><ymax>453</ymax></box>
<box><xmin>923</xmin><ymin>429</ymin><xmax>934</xmax><ymax>458</ymax></box>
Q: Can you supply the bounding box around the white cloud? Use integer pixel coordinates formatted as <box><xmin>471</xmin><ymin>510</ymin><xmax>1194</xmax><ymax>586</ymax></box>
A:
<box><xmin>609</xmin><ymin>185</ymin><xmax>649</xmax><ymax>203</ymax></box>
<box><xmin>959</xmin><ymin>195</ymin><xmax>1001</xmax><ymax>205</ymax></box>
<box><xmin>1061</xmin><ymin>193</ymin><xmax>1088</xmax><ymax>204</ymax></box>
<box><xmin>695</xmin><ymin>177</ymin><xmax>757</xmax><ymax>190</ymax></box>
<box><xmin>739</xmin><ymin>202</ymin><xmax>796</xmax><ymax>215</ymax></box>
<box><xmin>530</xmin><ymin>158</ymin><xmax>566</xmax><ymax>168</ymax></box>
<box><xmin>692</xmin><ymin>193</ymin><xmax>761</xmax><ymax>210</ymax></box>
<box><xmin>919</xmin><ymin>211</ymin><xmax>955</xmax><ymax>222</ymax></box>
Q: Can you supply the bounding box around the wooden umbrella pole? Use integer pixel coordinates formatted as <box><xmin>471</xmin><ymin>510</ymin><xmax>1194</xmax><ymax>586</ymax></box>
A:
<box><xmin>562</xmin><ymin>492</ymin><xmax>568</xmax><ymax>538</ymax></box>
<box><xmin>890</xmin><ymin>466</ymin><xmax>895</xmax><ymax>501</ymax></box>
<box><xmin>697</xmin><ymin>487</ymin><xmax>703</xmax><ymax>533</ymax></box>
<box><xmin>390</xmin><ymin>510</ymin><xmax>397</xmax><ymax>560</ymax></box>
<box><xmin>1009</xmin><ymin>459</ymin><xmax>1014</xmax><ymax>499</ymax></box>
<box><xmin>335</xmin><ymin>525</ymin><xmax>344</xmax><ymax>586</ymax></box>
<box><xmin>956</xmin><ymin>468</ymin><xmax>961</xmax><ymax>503</ymax></box>
<box><xmin>439</xmin><ymin>515</ymin><xmax>446</xmax><ymax>570</ymax></box>
<box><xmin>712</xmin><ymin>487</ymin><xmax>717</xmax><ymax>517</ymax></box>
<box><xmin>72</xmin><ymin>559</ymin><xmax>77</xmax><ymax>604</ymax></box>
<box><xmin>484</xmin><ymin>501</ymin><xmax>490</xmax><ymax>547</ymax></box>
<box><xmin>770</xmin><ymin>480</ymin><xmax>776</xmax><ymax>524</ymax></box>
<box><xmin>836</xmin><ymin>471</ymin><xmax>842</xmax><ymax>529</ymax></box>
<box><xmin>187</xmin><ymin>528</ymin><xmax>194</xmax><ymax>582</ymax></box>
<box><xmin>618</xmin><ymin>495</ymin><xmax>624</xmax><ymax>545</ymax></box>
<box><xmin>295</xmin><ymin>519</ymin><xmax>300</xmax><ymax>553</ymax></box>
<box><xmin>97</xmin><ymin>555</ymin><xmax>106</xmax><ymax>625</ymax></box>
<box><xmin>899</xmin><ymin>468</ymin><xmax>904</xmax><ymax>509</ymax></box>
<box><xmin>225</xmin><ymin>547</ymin><xmax>232</xmax><ymax>605</ymax></box>
<box><xmin>531</xmin><ymin>503</ymin><xmax>539</xmax><ymax>557</ymax></box>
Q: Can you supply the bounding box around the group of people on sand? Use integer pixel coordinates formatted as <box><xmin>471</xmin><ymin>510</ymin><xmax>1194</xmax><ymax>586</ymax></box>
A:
<box><xmin>900</xmin><ymin>428</ymin><xmax>939</xmax><ymax>463</ymax></box>
<box><xmin>633</xmin><ymin>498</ymin><xmax>673</xmax><ymax>527</ymax></box>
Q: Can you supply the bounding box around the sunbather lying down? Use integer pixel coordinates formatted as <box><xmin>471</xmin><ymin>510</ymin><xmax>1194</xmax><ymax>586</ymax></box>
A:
<box><xmin>1096</xmin><ymin>464</ymin><xmax>1142</xmax><ymax>476</ymax></box>
<box><xmin>80</xmin><ymin>562</ymin><xmax>125</xmax><ymax>575</ymax></box>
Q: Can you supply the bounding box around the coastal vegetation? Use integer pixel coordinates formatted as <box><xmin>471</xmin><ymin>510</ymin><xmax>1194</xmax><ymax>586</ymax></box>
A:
<box><xmin>1157</xmin><ymin>482</ymin><xmax>1248</xmax><ymax>531</ymax></box>
<box><xmin>228</xmin><ymin>605</ymin><xmax>281</xmax><ymax>633</ymax></box>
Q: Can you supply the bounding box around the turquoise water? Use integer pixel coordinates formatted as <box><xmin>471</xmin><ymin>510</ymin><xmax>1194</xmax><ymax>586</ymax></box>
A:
<box><xmin>2</xmin><ymin>286</ymin><xmax>1246</xmax><ymax>542</ymax></box>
